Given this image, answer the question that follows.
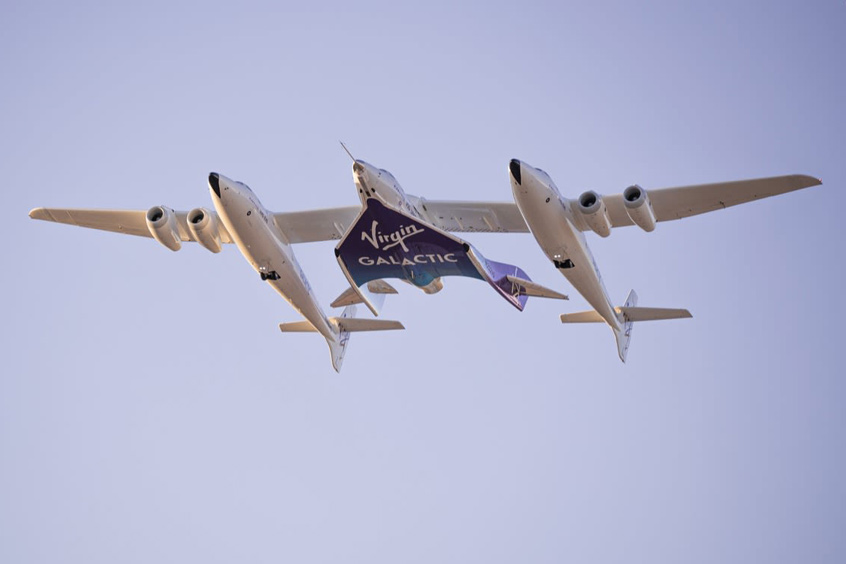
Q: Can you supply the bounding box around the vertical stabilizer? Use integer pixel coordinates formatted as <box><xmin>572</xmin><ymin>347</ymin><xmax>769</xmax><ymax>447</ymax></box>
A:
<box><xmin>326</xmin><ymin>305</ymin><xmax>355</xmax><ymax>372</ymax></box>
<box><xmin>613</xmin><ymin>290</ymin><xmax>638</xmax><ymax>362</ymax></box>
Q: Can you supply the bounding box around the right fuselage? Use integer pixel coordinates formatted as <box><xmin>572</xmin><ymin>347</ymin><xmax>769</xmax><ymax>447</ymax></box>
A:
<box><xmin>509</xmin><ymin>159</ymin><xmax>621</xmax><ymax>331</ymax></box>
<box><xmin>208</xmin><ymin>172</ymin><xmax>335</xmax><ymax>341</ymax></box>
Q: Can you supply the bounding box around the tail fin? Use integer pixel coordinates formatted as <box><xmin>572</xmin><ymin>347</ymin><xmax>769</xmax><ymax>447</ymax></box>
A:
<box><xmin>560</xmin><ymin>290</ymin><xmax>692</xmax><ymax>362</ymax></box>
<box><xmin>613</xmin><ymin>290</ymin><xmax>638</xmax><ymax>362</ymax></box>
<box><xmin>326</xmin><ymin>305</ymin><xmax>355</xmax><ymax>373</ymax></box>
<box><xmin>279</xmin><ymin>304</ymin><xmax>404</xmax><ymax>372</ymax></box>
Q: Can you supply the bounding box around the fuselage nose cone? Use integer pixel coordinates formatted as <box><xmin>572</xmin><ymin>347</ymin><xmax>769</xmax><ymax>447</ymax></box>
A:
<box><xmin>209</xmin><ymin>172</ymin><xmax>221</xmax><ymax>198</ymax></box>
<box><xmin>509</xmin><ymin>159</ymin><xmax>522</xmax><ymax>185</ymax></box>
<box><xmin>353</xmin><ymin>160</ymin><xmax>368</xmax><ymax>179</ymax></box>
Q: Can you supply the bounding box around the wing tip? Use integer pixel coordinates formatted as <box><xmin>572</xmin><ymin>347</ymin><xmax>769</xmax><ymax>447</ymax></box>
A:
<box><xmin>793</xmin><ymin>174</ymin><xmax>823</xmax><ymax>188</ymax></box>
<box><xmin>29</xmin><ymin>207</ymin><xmax>47</xmax><ymax>220</ymax></box>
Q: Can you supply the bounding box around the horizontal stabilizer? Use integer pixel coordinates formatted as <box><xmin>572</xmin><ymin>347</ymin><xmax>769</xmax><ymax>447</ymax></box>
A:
<box><xmin>506</xmin><ymin>275</ymin><xmax>568</xmax><ymax>300</ymax></box>
<box><xmin>330</xmin><ymin>280</ymin><xmax>398</xmax><ymax>308</ymax></box>
<box><xmin>278</xmin><ymin>320</ymin><xmax>320</xmax><ymax>332</ymax></box>
<box><xmin>279</xmin><ymin>305</ymin><xmax>403</xmax><ymax>373</ymax></box>
<box><xmin>560</xmin><ymin>306</ymin><xmax>692</xmax><ymax>324</ymax></box>
<box><xmin>279</xmin><ymin>318</ymin><xmax>404</xmax><ymax>333</ymax></box>
<box><xmin>617</xmin><ymin>306</ymin><xmax>692</xmax><ymax>322</ymax></box>
<box><xmin>560</xmin><ymin>310</ymin><xmax>605</xmax><ymax>323</ymax></box>
<box><xmin>336</xmin><ymin>318</ymin><xmax>405</xmax><ymax>332</ymax></box>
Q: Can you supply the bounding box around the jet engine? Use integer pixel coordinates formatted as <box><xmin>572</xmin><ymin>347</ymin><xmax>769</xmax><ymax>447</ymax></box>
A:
<box><xmin>577</xmin><ymin>190</ymin><xmax>612</xmax><ymax>237</ymax></box>
<box><xmin>145</xmin><ymin>205</ymin><xmax>182</xmax><ymax>251</ymax></box>
<box><xmin>622</xmin><ymin>184</ymin><xmax>656</xmax><ymax>232</ymax></box>
<box><xmin>187</xmin><ymin>207</ymin><xmax>223</xmax><ymax>253</ymax></box>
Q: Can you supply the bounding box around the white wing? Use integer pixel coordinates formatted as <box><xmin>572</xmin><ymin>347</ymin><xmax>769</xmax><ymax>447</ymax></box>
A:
<box><xmin>31</xmin><ymin>174</ymin><xmax>820</xmax><ymax>244</ymax></box>
<box><xmin>603</xmin><ymin>174</ymin><xmax>822</xmax><ymax>228</ymax></box>
<box><xmin>28</xmin><ymin>206</ymin><xmax>363</xmax><ymax>245</ymax></box>
<box><xmin>28</xmin><ymin>208</ymin><xmax>235</xmax><ymax>243</ymax></box>
<box><xmin>414</xmin><ymin>174</ymin><xmax>822</xmax><ymax>235</ymax></box>
<box><xmin>416</xmin><ymin>200</ymin><xmax>529</xmax><ymax>233</ymax></box>
<box><xmin>272</xmin><ymin>206</ymin><xmax>360</xmax><ymax>243</ymax></box>
<box><xmin>273</xmin><ymin>202</ymin><xmax>529</xmax><ymax>241</ymax></box>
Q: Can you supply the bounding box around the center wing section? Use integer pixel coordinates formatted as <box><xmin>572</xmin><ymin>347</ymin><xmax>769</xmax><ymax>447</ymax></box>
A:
<box><xmin>273</xmin><ymin>200</ymin><xmax>529</xmax><ymax>242</ymax></box>
<box><xmin>335</xmin><ymin>199</ymin><xmax>542</xmax><ymax>315</ymax></box>
<box><xmin>415</xmin><ymin>199</ymin><xmax>530</xmax><ymax>233</ymax></box>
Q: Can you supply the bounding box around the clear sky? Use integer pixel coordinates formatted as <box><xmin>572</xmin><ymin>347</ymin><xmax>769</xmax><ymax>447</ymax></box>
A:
<box><xmin>2</xmin><ymin>1</ymin><xmax>845</xmax><ymax>562</ymax></box>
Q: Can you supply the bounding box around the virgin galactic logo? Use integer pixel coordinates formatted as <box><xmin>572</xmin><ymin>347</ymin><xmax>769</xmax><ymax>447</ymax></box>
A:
<box><xmin>357</xmin><ymin>220</ymin><xmax>457</xmax><ymax>267</ymax></box>
<box><xmin>361</xmin><ymin>220</ymin><xmax>423</xmax><ymax>252</ymax></box>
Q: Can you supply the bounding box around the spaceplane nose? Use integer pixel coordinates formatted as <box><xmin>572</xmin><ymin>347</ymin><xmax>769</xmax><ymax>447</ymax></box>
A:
<box><xmin>509</xmin><ymin>159</ymin><xmax>522</xmax><ymax>185</ymax></box>
<box><xmin>209</xmin><ymin>172</ymin><xmax>221</xmax><ymax>198</ymax></box>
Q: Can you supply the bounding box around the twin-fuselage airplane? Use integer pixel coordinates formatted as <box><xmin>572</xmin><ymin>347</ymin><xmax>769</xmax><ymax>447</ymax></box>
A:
<box><xmin>30</xmin><ymin>151</ymin><xmax>821</xmax><ymax>370</ymax></box>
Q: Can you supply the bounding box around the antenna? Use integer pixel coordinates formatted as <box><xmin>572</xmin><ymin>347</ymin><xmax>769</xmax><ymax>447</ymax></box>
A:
<box><xmin>339</xmin><ymin>141</ymin><xmax>356</xmax><ymax>162</ymax></box>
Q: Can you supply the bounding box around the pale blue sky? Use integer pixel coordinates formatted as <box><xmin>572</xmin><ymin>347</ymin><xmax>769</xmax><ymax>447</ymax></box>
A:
<box><xmin>2</xmin><ymin>1</ymin><xmax>845</xmax><ymax>563</ymax></box>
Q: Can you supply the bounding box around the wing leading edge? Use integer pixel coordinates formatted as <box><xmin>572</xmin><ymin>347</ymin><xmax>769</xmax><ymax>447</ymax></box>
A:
<box><xmin>30</xmin><ymin>174</ymin><xmax>821</xmax><ymax>243</ymax></box>
<box><xmin>29</xmin><ymin>207</ymin><xmax>235</xmax><ymax>244</ymax></box>
<box><xmin>603</xmin><ymin>174</ymin><xmax>822</xmax><ymax>227</ymax></box>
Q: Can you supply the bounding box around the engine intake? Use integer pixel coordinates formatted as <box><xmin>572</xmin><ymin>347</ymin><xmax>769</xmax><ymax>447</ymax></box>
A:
<box><xmin>577</xmin><ymin>190</ymin><xmax>612</xmax><ymax>237</ymax></box>
<box><xmin>146</xmin><ymin>206</ymin><xmax>182</xmax><ymax>251</ymax></box>
<box><xmin>187</xmin><ymin>208</ymin><xmax>222</xmax><ymax>253</ymax></box>
<box><xmin>622</xmin><ymin>185</ymin><xmax>656</xmax><ymax>232</ymax></box>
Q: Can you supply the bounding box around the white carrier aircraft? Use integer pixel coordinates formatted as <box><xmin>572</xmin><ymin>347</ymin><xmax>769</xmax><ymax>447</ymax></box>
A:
<box><xmin>507</xmin><ymin>159</ymin><xmax>822</xmax><ymax>361</ymax></box>
<box><xmin>29</xmin><ymin>151</ymin><xmax>822</xmax><ymax>368</ymax></box>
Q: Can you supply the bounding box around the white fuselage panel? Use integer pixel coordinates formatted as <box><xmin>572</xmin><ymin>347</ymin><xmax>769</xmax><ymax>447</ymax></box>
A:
<box><xmin>510</xmin><ymin>161</ymin><xmax>620</xmax><ymax>331</ymax></box>
<box><xmin>210</xmin><ymin>175</ymin><xmax>334</xmax><ymax>341</ymax></box>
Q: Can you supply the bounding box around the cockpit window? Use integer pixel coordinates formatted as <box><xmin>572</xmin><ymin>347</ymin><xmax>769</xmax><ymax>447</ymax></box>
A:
<box><xmin>536</xmin><ymin>168</ymin><xmax>552</xmax><ymax>184</ymax></box>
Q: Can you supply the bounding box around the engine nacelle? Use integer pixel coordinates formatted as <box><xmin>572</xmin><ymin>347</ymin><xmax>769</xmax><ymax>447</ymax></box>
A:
<box><xmin>622</xmin><ymin>185</ymin><xmax>656</xmax><ymax>232</ymax></box>
<box><xmin>145</xmin><ymin>205</ymin><xmax>182</xmax><ymax>251</ymax></box>
<box><xmin>577</xmin><ymin>190</ymin><xmax>612</xmax><ymax>238</ymax></box>
<box><xmin>187</xmin><ymin>207</ymin><xmax>223</xmax><ymax>253</ymax></box>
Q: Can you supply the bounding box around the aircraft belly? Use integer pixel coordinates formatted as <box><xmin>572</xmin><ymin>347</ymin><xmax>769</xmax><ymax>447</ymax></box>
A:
<box><xmin>219</xmin><ymin>201</ymin><xmax>333</xmax><ymax>340</ymax></box>
<box><xmin>259</xmin><ymin>235</ymin><xmax>333</xmax><ymax>340</ymax></box>
<box><xmin>519</xmin><ymin>198</ymin><xmax>574</xmax><ymax>259</ymax></box>
<box><xmin>268</xmin><ymin>275</ymin><xmax>325</xmax><ymax>331</ymax></box>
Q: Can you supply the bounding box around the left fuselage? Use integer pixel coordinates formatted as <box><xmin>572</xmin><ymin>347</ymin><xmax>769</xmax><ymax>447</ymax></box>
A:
<box><xmin>208</xmin><ymin>172</ymin><xmax>334</xmax><ymax>341</ymax></box>
<box><xmin>509</xmin><ymin>160</ymin><xmax>621</xmax><ymax>331</ymax></box>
